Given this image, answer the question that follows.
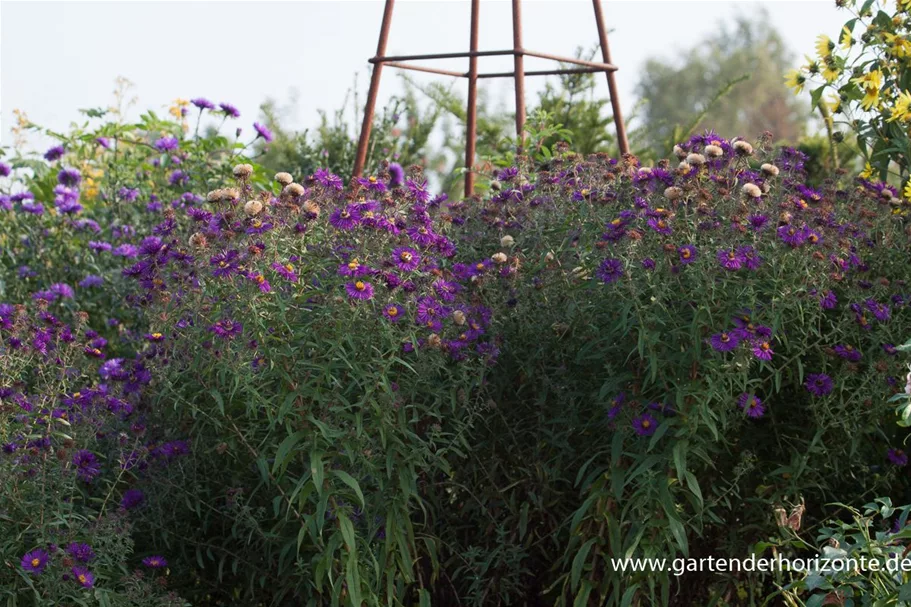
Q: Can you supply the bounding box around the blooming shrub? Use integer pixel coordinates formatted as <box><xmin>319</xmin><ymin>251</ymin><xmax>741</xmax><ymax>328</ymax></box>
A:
<box><xmin>3</xmin><ymin>96</ymin><xmax>911</xmax><ymax>606</ymax></box>
<box><xmin>788</xmin><ymin>0</ymin><xmax>911</xmax><ymax>192</ymax></box>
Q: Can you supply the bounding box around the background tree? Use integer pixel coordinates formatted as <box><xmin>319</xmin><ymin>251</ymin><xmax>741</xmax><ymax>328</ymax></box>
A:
<box><xmin>636</xmin><ymin>10</ymin><xmax>805</xmax><ymax>156</ymax></box>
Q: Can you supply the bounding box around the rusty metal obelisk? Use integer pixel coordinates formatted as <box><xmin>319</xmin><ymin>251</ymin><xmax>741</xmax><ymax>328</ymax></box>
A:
<box><xmin>353</xmin><ymin>0</ymin><xmax>629</xmax><ymax>198</ymax></box>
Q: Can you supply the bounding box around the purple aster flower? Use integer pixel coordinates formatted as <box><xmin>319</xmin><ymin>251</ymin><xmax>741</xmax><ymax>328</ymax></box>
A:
<box><xmin>50</xmin><ymin>283</ymin><xmax>75</xmax><ymax>299</ymax></box>
<box><xmin>72</xmin><ymin>566</ymin><xmax>95</xmax><ymax>588</ymax></box>
<box><xmin>888</xmin><ymin>449</ymin><xmax>909</xmax><ymax>467</ymax></box>
<box><xmin>356</xmin><ymin>175</ymin><xmax>387</xmax><ymax>193</ymax></box>
<box><xmin>631</xmin><ymin>413</ymin><xmax>658</xmax><ymax>436</ymax></box>
<box><xmin>382</xmin><ymin>303</ymin><xmax>404</xmax><ymax>322</ymax></box>
<box><xmin>388</xmin><ymin>162</ymin><xmax>404</xmax><ymax>187</ymax></box>
<box><xmin>95</xmin><ymin>137</ymin><xmax>110</xmax><ymax>149</ymax></box>
<box><xmin>392</xmin><ymin>247</ymin><xmax>420</xmax><ymax>272</ymax></box>
<box><xmin>191</xmin><ymin>97</ymin><xmax>215</xmax><ymax>110</ymax></box>
<box><xmin>883</xmin><ymin>343</ymin><xmax>898</xmax><ymax>356</ymax></box>
<box><xmin>866</xmin><ymin>299</ymin><xmax>891</xmax><ymax>322</ymax></box>
<box><xmin>21</xmin><ymin>201</ymin><xmax>44</xmax><ymax>214</ymax></box>
<box><xmin>44</xmin><ymin>145</ymin><xmax>65</xmax><ymax>161</ymax></box>
<box><xmin>432</xmin><ymin>279</ymin><xmax>460</xmax><ymax>302</ymax></box>
<box><xmin>112</xmin><ymin>244</ymin><xmax>138</xmax><ymax>258</ymax></box>
<box><xmin>678</xmin><ymin>245</ymin><xmax>698</xmax><ymax>265</ymax></box>
<box><xmin>210</xmin><ymin>249</ymin><xmax>240</xmax><ymax>277</ymax></box>
<box><xmin>142</xmin><ymin>556</ymin><xmax>168</xmax><ymax>568</ymax></box>
<box><xmin>819</xmin><ymin>290</ymin><xmax>838</xmax><ymax>310</ymax></box>
<box><xmin>751</xmin><ymin>340</ymin><xmax>774</xmax><ymax>360</ymax></box>
<box><xmin>717</xmin><ymin>248</ymin><xmax>744</xmax><ymax>271</ymax></box>
<box><xmin>329</xmin><ymin>206</ymin><xmax>361</xmax><ymax>230</ymax></box>
<box><xmin>57</xmin><ymin>167</ymin><xmax>81</xmax><ymax>186</ymax></box>
<box><xmin>0</xmin><ymin>162</ymin><xmax>10</xmax><ymax>177</ymax></box>
<box><xmin>54</xmin><ymin>185</ymin><xmax>82</xmax><ymax>214</ymax></box>
<box><xmin>596</xmin><ymin>258</ymin><xmax>624</xmax><ymax>284</ymax></box>
<box><xmin>121</xmin><ymin>488</ymin><xmax>145</xmax><ymax>509</ymax></box>
<box><xmin>72</xmin><ymin>450</ymin><xmax>100</xmax><ymax>481</ymax></box>
<box><xmin>118</xmin><ymin>187</ymin><xmax>139</xmax><ymax>202</ymax></box>
<box><xmin>271</xmin><ymin>262</ymin><xmax>298</xmax><ymax>282</ymax></box>
<box><xmin>737</xmin><ymin>393</ymin><xmax>765</xmax><ymax>418</ymax></box>
<box><xmin>777</xmin><ymin>224</ymin><xmax>808</xmax><ymax>247</ymax></box>
<box><xmin>219</xmin><ymin>102</ymin><xmax>240</xmax><ymax>118</ymax></box>
<box><xmin>747</xmin><ymin>213</ymin><xmax>768</xmax><ymax>231</ymax></box>
<box><xmin>647</xmin><ymin>217</ymin><xmax>672</xmax><ymax>235</ymax></box>
<box><xmin>249</xmin><ymin>272</ymin><xmax>271</xmax><ymax>293</ymax></box>
<box><xmin>641</xmin><ymin>258</ymin><xmax>656</xmax><ymax>270</ymax></box>
<box><xmin>210</xmin><ymin>319</ymin><xmax>242</xmax><ymax>339</ymax></box>
<box><xmin>66</xmin><ymin>543</ymin><xmax>95</xmax><ymax>563</ymax></box>
<box><xmin>153</xmin><ymin>136</ymin><xmax>179</xmax><ymax>152</ymax></box>
<box><xmin>737</xmin><ymin>245</ymin><xmax>762</xmax><ymax>270</ymax></box>
<box><xmin>805</xmin><ymin>373</ymin><xmax>834</xmax><ymax>397</ymax></box>
<box><xmin>169</xmin><ymin>169</ymin><xmax>188</xmax><ymax>186</ymax></box>
<box><xmin>345</xmin><ymin>280</ymin><xmax>374</xmax><ymax>300</ymax></box>
<box><xmin>709</xmin><ymin>331</ymin><xmax>741</xmax><ymax>352</ymax></box>
<box><xmin>21</xmin><ymin>550</ymin><xmax>49</xmax><ymax>574</ymax></box>
<box><xmin>407</xmin><ymin>224</ymin><xmax>438</xmax><ymax>247</ymax></box>
<box><xmin>834</xmin><ymin>344</ymin><xmax>861</xmax><ymax>362</ymax></box>
<box><xmin>253</xmin><ymin>122</ymin><xmax>273</xmax><ymax>142</ymax></box>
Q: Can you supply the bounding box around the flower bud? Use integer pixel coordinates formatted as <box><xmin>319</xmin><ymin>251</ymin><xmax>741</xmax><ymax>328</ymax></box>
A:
<box><xmin>244</xmin><ymin>199</ymin><xmax>263</xmax><ymax>216</ymax></box>
<box><xmin>704</xmin><ymin>144</ymin><xmax>723</xmax><ymax>158</ymax></box>
<box><xmin>500</xmin><ymin>235</ymin><xmax>515</xmax><ymax>247</ymax></box>
<box><xmin>274</xmin><ymin>172</ymin><xmax>293</xmax><ymax>186</ymax></box>
<box><xmin>233</xmin><ymin>164</ymin><xmax>253</xmax><ymax>179</ymax></box>
<box><xmin>491</xmin><ymin>252</ymin><xmax>508</xmax><ymax>264</ymax></box>
<box><xmin>761</xmin><ymin>163</ymin><xmax>780</xmax><ymax>177</ymax></box>
<box><xmin>742</xmin><ymin>183</ymin><xmax>762</xmax><ymax>199</ymax></box>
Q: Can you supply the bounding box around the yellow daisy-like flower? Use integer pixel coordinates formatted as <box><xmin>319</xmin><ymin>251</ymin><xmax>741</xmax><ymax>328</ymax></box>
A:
<box><xmin>900</xmin><ymin>0</ymin><xmax>911</xmax><ymax>12</ymax></box>
<box><xmin>816</xmin><ymin>34</ymin><xmax>834</xmax><ymax>59</ymax></box>
<box><xmin>839</xmin><ymin>25</ymin><xmax>853</xmax><ymax>50</ymax></box>
<box><xmin>852</xmin><ymin>69</ymin><xmax>883</xmax><ymax>90</ymax></box>
<box><xmin>859</xmin><ymin>162</ymin><xmax>874</xmax><ymax>180</ymax></box>
<box><xmin>826</xmin><ymin>94</ymin><xmax>841</xmax><ymax>114</ymax></box>
<box><xmin>784</xmin><ymin>69</ymin><xmax>807</xmax><ymax>95</ymax></box>
<box><xmin>822</xmin><ymin>62</ymin><xmax>841</xmax><ymax>83</ymax></box>
<box><xmin>861</xmin><ymin>87</ymin><xmax>881</xmax><ymax>110</ymax></box>
<box><xmin>883</xmin><ymin>33</ymin><xmax>911</xmax><ymax>59</ymax></box>
<box><xmin>889</xmin><ymin>90</ymin><xmax>911</xmax><ymax>122</ymax></box>
<box><xmin>904</xmin><ymin>180</ymin><xmax>911</xmax><ymax>202</ymax></box>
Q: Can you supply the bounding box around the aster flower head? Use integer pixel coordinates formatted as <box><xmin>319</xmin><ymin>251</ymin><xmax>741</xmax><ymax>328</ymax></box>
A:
<box><xmin>44</xmin><ymin>145</ymin><xmax>65</xmax><ymax>161</ymax></box>
<box><xmin>716</xmin><ymin>248</ymin><xmax>744</xmax><ymax>271</ymax></box>
<box><xmin>21</xmin><ymin>549</ymin><xmax>49</xmax><ymax>574</ymax></box>
<box><xmin>819</xmin><ymin>290</ymin><xmax>838</xmax><ymax>310</ymax></box>
<box><xmin>737</xmin><ymin>393</ymin><xmax>766</xmax><ymax>418</ymax></box>
<box><xmin>329</xmin><ymin>205</ymin><xmax>362</xmax><ymax>230</ymax></box>
<box><xmin>0</xmin><ymin>162</ymin><xmax>10</xmax><ymax>177</ymax></box>
<box><xmin>271</xmin><ymin>262</ymin><xmax>298</xmax><ymax>282</ymax></box>
<box><xmin>392</xmin><ymin>247</ymin><xmax>420</xmax><ymax>272</ymax></box>
<box><xmin>210</xmin><ymin>319</ymin><xmax>242</xmax><ymax>339</ymax></box>
<box><xmin>383</xmin><ymin>303</ymin><xmax>404</xmax><ymax>322</ymax></box>
<box><xmin>153</xmin><ymin>136</ymin><xmax>179</xmax><ymax>152</ymax></box>
<box><xmin>57</xmin><ymin>167</ymin><xmax>81</xmax><ymax>187</ymax></box>
<box><xmin>710</xmin><ymin>331</ymin><xmax>741</xmax><ymax>352</ymax></box>
<box><xmin>805</xmin><ymin>373</ymin><xmax>834</xmax><ymax>397</ymax></box>
<box><xmin>142</xmin><ymin>555</ymin><xmax>168</xmax><ymax>568</ymax></box>
<box><xmin>72</xmin><ymin>566</ymin><xmax>95</xmax><ymax>588</ymax></box>
<box><xmin>191</xmin><ymin>97</ymin><xmax>215</xmax><ymax>110</ymax></box>
<box><xmin>121</xmin><ymin>488</ymin><xmax>145</xmax><ymax>509</ymax></box>
<box><xmin>388</xmin><ymin>162</ymin><xmax>405</xmax><ymax>187</ymax></box>
<box><xmin>72</xmin><ymin>450</ymin><xmax>100</xmax><ymax>481</ymax></box>
<box><xmin>346</xmin><ymin>280</ymin><xmax>374</xmax><ymax>300</ymax></box>
<box><xmin>67</xmin><ymin>543</ymin><xmax>95</xmax><ymax>563</ymax></box>
<box><xmin>751</xmin><ymin>340</ymin><xmax>774</xmax><ymax>360</ymax></box>
<box><xmin>888</xmin><ymin>449</ymin><xmax>909</xmax><ymax>467</ymax></box>
<box><xmin>596</xmin><ymin>258</ymin><xmax>624</xmax><ymax>284</ymax></box>
<box><xmin>678</xmin><ymin>245</ymin><xmax>698</xmax><ymax>265</ymax></box>
<box><xmin>253</xmin><ymin>122</ymin><xmax>273</xmax><ymax>142</ymax></box>
<box><xmin>219</xmin><ymin>102</ymin><xmax>240</xmax><ymax>118</ymax></box>
<box><xmin>632</xmin><ymin>413</ymin><xmax>658</xmax><ymax>436</ymax></box>
<box><xmin>834</xmin><ymin>344</ymin><xmax>861</xmax><ymax>362</ymax></box>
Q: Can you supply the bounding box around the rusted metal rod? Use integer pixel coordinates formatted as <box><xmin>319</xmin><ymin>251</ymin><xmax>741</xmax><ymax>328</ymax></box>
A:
<box><xmin>592</xmin><ymin>0</ymin><xmax>630</xmax><ymax>155</ymax></box>
<box><xmin>354</xmin><ymin>0</ymin><xmax>395</xmax><ymax>178</ymax></box>
<box><xmin>382</xmin><ymin>61</ymin><xmax>467</xmax><ymax>78</ymax></box>
<box><xmin>465</xmin><ymin>0</ymin><xmax>480</xmax><ymax>197</ymax></box>
<box><xmin>521</xmin><ymin>49</ymin><xmax>617</xmax><ymax>71</ymax></box>
<box><xmin>511</xmin><ymin>0</ymin><xmax>526</xmax><ymax>146</ymax></box>
<box><xmin>370</xmin><ymin>49</ymin><xmax>515</xmax><ymax>63</ymax></box>
<box><xmin>478</xmin><ymin>66</ymin><xmax>610</xmax><ymax>79</ymax></box>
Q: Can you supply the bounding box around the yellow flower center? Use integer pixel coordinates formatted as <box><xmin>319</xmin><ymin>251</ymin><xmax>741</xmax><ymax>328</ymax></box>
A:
<box><xmin>348</xmin><ymin>259</ymin><xmax>360</xmax><ymax>270</ymax></box>
<box><xmin>657</xmin><ymin>220</ymin><xmax>667</xmax><ymax>229</ymax></box>
<box><xmin>728</xmin><ymin>252</ymin><xmax>736</xmax><ymax>260</ymax></box>
<box><xmin>78</xmin><ymin>574</ymin><xmax>87</xmax><ymax>584</ymax></box>
<box><xmin>476</xmin><ymin>263</ymin><xmax>485</xmax><ymax>270</ymax></box>
<box><xmin>400</xmin><ymin>252</ymin><xmax>413</xmax><ymax>262</ymax></box>
<box><xmin>355</xmin><ymin>281</ymin><xmax>365</xmax><ymax>291</ymax></box>
<box><xmin>341</xmin><ymin>211</ymin><xmax>350</xmax><ymax>219</ymax></box>
<box><xmin>641</xmin><ymin>420</ymin><xmax>651</xmax><ymax>429</ymax></box>
<box><xmin>368</xmin><ymin>176</ymin><xmax>377</xmax><ymax>183</ymax></box>
<box><xmin>387</xmin><ymin>306</ymin><xmax>399</xmax><ymax>317</ymax></box>
<box><xmin>760</xmin><ymin>343</ymin><xmax>770</xmax><ymax>351</ymax></box>
<box><xmin>682</xmin><ymin>249</ymin><xmax>691</xmax><ymax>259</ymax></box>
<box><xmin>252</xmin><ymin>219</ymin><xmax>262</xmax><ymax>228</ymax></box>
<box><xmin>581</xmin><ymin>189</ymin><xmax>590</xmax><ymax>196</ymax></box>
<box><xmin>151</xmin><ymin>333</ymin><xmax>162</xmax><ymax>339</ymax></box>
<box><xmin>720</xmin><ymin>333</ymin><xmax>730</xmax><ymax>342</ymax></box>
<box><xmin>284</xmin><ymin>264</ymin><xmax>294</xmax><ymax>272</ymax></box>
<box><xmin>256</xmin><ymin>275</ymin><xmax>265</xmax><ymax>284</ymax></box>
<box><xmin>31</xmin><ymin>558</ymin><xmax>40</xmax><ymax>567</ymax></box>
<box><xmin>73</xmin><ymin>392</ymin><xmax>81</xmax><ymax>399</ymax></box>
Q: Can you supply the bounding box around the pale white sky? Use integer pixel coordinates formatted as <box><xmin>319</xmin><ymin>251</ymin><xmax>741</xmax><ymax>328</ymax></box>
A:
<box><xmin>1</xmin><ymin>0</ymin><xmax>846</xmax><ymax>151</ymax></box>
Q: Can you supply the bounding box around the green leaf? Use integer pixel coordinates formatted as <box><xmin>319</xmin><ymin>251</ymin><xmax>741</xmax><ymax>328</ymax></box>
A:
<box><xmin>339</xmin><ymin>513</ymin><xmax>356</xmax><ymax>553</ymax></box>
<box><xmin>273</xmin><ymin>431</ymin><xmax>306</xmax><ymax>475</ymax></box>
<box><xmin>332</xmin><ymin>470</ymin><xmax>365</xmax><ymax>508</ymax></box>
<box><xmin>571</xmin><ymin>538</ymin><xmax>597</xmax><ymax>591</ymax></box>
<box><xmin>311</xmin><ymin>450</ymin><xmax>325</xmax><ymax>496</ymax></box>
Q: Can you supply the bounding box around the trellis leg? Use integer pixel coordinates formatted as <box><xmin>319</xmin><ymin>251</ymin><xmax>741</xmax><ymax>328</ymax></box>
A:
<box><xmin>465</xmin><ymin>0</ymin><xmax>480</xmax><ymax>197</ymax></box>
<box><xmin>511</xmin><ymin>0</ymin><xmax>526</xmax><ymax>147</ymax></box>
<box><xmin>354</xmin><ymin>0</ymin><xmax>396</xmax><ymax>178</ymax></box>
<box><xmin>592</xmin><ymin>0</ymin><xmax>630</xmax><ymax>156</ymax></box>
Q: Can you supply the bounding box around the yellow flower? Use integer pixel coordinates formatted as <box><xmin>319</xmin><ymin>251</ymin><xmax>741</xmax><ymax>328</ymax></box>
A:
<box><xmin>839</xmin><ymin>25</ymin><xmax>853</xmax><ymax>50</ymax></box>
<box><xmin>826</xmin><ymin>94</ymin><xmax>841</xmax><ymax>114</ymax></box>
<box><xmin>889</xmin><ymin>90</ymin><xmax>911</xmax><ymax>122</ymax></box>
<box><xmin>900</xmin><ymin>0</ymin><xmax>911</xmax><ymax>12</ymax></box>
<box><xmin>861</xmin><ymin>87</ymin><xmax>881</xmax><ymax>110</ymax></box>
<box><xmin>822</xmin><ymin>62</ymin><xmax>841</xmax><ymax>83</ymax></box>
<box><xmin>883</xmin><ymin>33</ymin><xmax>911</xmax><ymax>58</ymax></box>
<box><xmin>859</xmin><ymin>162</ymin><xmax>874</xmax><ymax>180</ymax></box>
<box><xmin>904</xmin><ymin>180</ymin><xmax>911</xmax><ymax>202</ymax></box>
<box><xmin>816</xmin><ymin>34</ymin><xmax>834</xmax><ymax>58</ymax></box>
<box><xmin>852</xmin><ymin>69</ymin><xmax>883</xmax><ymax>90</ymax></box>
<box><xmin>784</xmin><ymin>69</ymin><xmax>807</xmax><ymax>95</ymax></box>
